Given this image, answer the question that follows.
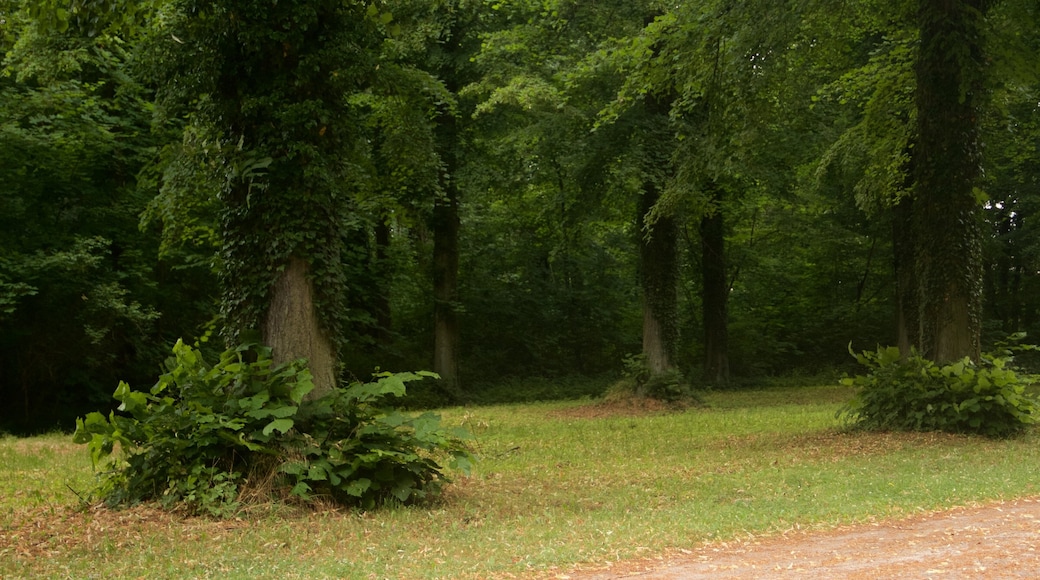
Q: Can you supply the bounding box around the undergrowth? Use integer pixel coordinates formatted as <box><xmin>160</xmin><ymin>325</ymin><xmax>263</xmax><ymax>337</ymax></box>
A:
<box><xmin>608</xmin><ymin>353</ymin><xmax>693</xmax><ymax>402</ymax></box>
<box><xmin>73</xmin><ymin>340</ymin><xmax>473</xmax><ymax>516</ymax></box>
<box><xmin>838</xmin><ymin>340</ymin><xmax>1040</xmax><ymax>437</ymax></box>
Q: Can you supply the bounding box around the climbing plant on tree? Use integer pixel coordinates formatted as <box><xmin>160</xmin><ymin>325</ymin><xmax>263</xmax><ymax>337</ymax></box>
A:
<box><xmin>139</xmin><ymin>0</ymin><xmax>387</xmax><ymax>397</ymax></box>
<box><xmin>910</xmin><ymin>0</ymin><xmax>992</xmax><ymax>363</ymax></box>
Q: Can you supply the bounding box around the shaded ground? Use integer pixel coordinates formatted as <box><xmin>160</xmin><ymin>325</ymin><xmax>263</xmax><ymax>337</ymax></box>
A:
<box><xmin>565</xmin><ymin>498</ymin><xmax>1040</xmax><ymax>579</ymax></box>
<box><xmin>549</xmin><ymin>396</ymin><xmax>682</xmax><ymax>419</ymax></box>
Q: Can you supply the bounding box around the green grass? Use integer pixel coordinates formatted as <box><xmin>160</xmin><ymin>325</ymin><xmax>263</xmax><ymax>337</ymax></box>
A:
<box><xmin>3</xmin><ymin>384</ymin><xmax>1040</xmax><ymax>579</ymax></box>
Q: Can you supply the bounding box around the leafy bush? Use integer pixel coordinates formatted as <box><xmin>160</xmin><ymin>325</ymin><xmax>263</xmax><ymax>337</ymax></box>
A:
<box><xmin>611</xmin><ymin>353</ymin><xmax>691</xmax><ymax>402</ymax></box>
<box><xmin>838</xmin><ymin>344</ymin><xmax>1040</xmax><ymax>437</ymax></box>
<box><xmin>73</xmin><ymin>340</ymin><xmax>473</xmax><ymax>515</ymax></box>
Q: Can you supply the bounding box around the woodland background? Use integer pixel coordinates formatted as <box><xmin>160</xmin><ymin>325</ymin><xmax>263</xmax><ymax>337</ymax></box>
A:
<box><xmin>1</xmin><ymin>0</ymin><xmax>1038</xmax><ymax>432</ymax></box>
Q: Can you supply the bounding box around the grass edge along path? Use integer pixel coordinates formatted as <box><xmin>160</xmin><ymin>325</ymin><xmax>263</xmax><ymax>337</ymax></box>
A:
<box><xmin>3</xmin><ymin>385</ymin><xmax>1040</xmax><ymax>579</ymax></box>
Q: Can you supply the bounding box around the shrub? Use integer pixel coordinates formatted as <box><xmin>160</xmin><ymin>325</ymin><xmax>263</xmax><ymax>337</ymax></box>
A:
<box><xmin>838</xmin><ymin>344</ymin><xmax>1040</xmax><ymax>437</ymax></box>
<box><xmin>610</xmin><ymin>353</ymin><xmax>691</xmax><ymax>403</ymax></box>
<box><xmin>73</xmin><ymin>340</ymin><xmax>473</xmax><ymax>515</ymax></box>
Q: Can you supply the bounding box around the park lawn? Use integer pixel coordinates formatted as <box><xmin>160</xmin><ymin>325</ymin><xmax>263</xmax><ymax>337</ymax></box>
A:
<box><xmin>3</xmin><ymin>384</ymin><xmax>1039</xmax><ymax>579</ymax></box>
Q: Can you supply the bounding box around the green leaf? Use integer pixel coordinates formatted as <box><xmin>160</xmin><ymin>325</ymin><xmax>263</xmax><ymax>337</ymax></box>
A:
<box><xmin>450</xmin><ymin>454</ymin><xmax>473</xmax><ymax>475</ymax></box>
<box><xmin>289</xmin><ymin>372</ymin><xmax>314</xmax><ymax>404</ymax></box>
<box><xmin>262</xmin><ymin>418</ymin><xmax>294</xmax><ymax>436</ymax></box>
<box><xmin>289</xmin><ymin>482</ymin><xmax>312</xmax><ymax>498</ymax></box>
<box><xmin>345</xmin><ymin>478</ymin><xmax>372</xmax><ymax>497</ymax></box>
<box><xmin>280</xmin><ymin>462</ymin><xmax>306</xmax><ymax>476</ymax></box>
<box><xmin>877</xmin><ymin>346</ymin><xmax>902</xmax><ymax>366</ymax></box>
<box><xmin>307</xmin><ymin>464</ymin><xmax>328</xmax><ymax>481</ymax></box>
<box><xmin>391</xmin><ymin>483</ymin><xmax>413</xmax><ymax>502</ymax></box>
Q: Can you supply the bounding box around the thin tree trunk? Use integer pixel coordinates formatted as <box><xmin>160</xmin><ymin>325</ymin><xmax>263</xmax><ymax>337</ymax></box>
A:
<box><xmin>701</xmin><ymin>185</ymin><xmax>730</xmax><ymax>385</ymax></box>
<box><xmin>893</xmin><ymin>195</ymin><xmax>918</xmax><ymax>357</ymax></box>
<box><xmin>432</xmin><ymin>94</ymin><xmax>461</xmax><ymax>397</ymax></box>
<box><xmin>263</xmin><ymin>257</ymin><xmax>338</xmax><ymax>400</ymax></box>
<box><xmin>373</xmin><ymin>218</ymin><xmax>393</xmax><ymax>345</ymax></box>
<box><xmin>432</xmin><ymin>190</ymin><xmax>460</xmax><ymax>395</ymax></box>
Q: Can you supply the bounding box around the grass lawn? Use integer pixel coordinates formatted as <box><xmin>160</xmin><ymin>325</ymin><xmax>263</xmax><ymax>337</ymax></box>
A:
<box><xmin>3</xmin><ymin>384</ymin><xmax>1039</xmax><ymax>579</ymax></box>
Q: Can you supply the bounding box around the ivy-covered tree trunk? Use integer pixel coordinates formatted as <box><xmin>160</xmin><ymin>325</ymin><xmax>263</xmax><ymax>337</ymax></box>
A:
<box><xmin>639</xmin><ymin>182</ymin><xmax>678</xmax><ymax>379</ymax></box>
<box><xmin>911</xmin><ymin>0</ymin><xmax>989</xmax><ymax>362</ymax></box>
<box><xmin>154</xmin><ymin>0</ymin><xmax>379</xmax><ymax>397</ymax></box>
<box><xmin>432</xmin><ymin>91</ymin><xmax>461</xmax><ymax>397</ymax></box>
<box><xmin>701</xmin><ymin>186</ymin><xmax>730</xmax><ymax>385</ymax></box>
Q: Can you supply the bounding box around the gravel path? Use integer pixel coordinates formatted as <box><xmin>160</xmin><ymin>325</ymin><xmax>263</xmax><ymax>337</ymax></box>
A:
<box><xmin>570</xmin><ymin>498</ymin><xmax>1040</xmax><ymax>579</ymax></box>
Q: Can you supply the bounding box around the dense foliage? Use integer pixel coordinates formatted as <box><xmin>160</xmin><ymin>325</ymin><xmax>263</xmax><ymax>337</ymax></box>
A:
<box><xmin>0</xmin><ymin>2</ymin><xmax>216</xmax><ymax>431</ymax></box>
<box><xmin>74</xmin><ymin>340</ymin><xmax>472</xmax><ymax>514</ymax></box>
<box><xmin>3</xmin><ymin>0</ymin><xmax>1040</xmax><ymax>433</ymax></box>
<box><xmin>839</xmin><ymin>343</ymin><xmax>1040</xmax><ymax>437</ymax></box>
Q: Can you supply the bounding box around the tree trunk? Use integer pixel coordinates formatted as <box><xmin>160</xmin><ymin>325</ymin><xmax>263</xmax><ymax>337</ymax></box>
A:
<box><xmin>912</xmin><ymin>0</ymin><xmax>988</xmax><ymax>363</ymax></box>
<box><xmin>373</xmin><ymin>217</ymin><xmax>393</xmax><ymax>345</ymax></box>
<box><xmin>432</xmin><ymin>190</ymin><xmax>460</xmax><ymax>395</ymax></box>
<box><xmin>701</xmin><ymin>185</ymin><xmax>730</xmax><ymax>385</ymax></box>
<box><xmin>430</xmin><ymin>18</ymin><xmax>466</xmax><ymax>399</ymax></box>
<box><xmin>639</xmin><ymin>182</ymin><xmax>678</xmax><ymax>378</ymax></box>
<box><xmin>432</xmin><ymin>88</ymin><xmax>461</xmax><ymax>395</ymax></box>
<box><xmin>263</xmin><ymin>257</ymin><xmax>338</xmax><ymax>400</ymax></box>
<box><xmin>893</xmin><ymin>195</ymin><xmax>919</xmax><ymax>358</ymax></box>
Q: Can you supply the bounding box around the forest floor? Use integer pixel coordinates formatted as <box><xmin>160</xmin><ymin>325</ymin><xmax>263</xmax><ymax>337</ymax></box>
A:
<box><xmin>564</xmin><ymin>497</ymin><xmax>1040</xmax><ymax>579</ymax></box>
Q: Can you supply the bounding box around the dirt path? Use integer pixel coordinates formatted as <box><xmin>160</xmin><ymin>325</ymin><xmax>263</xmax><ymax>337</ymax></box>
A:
<box><xmin>567</xmin><ymin>498</ymin><xmax>1040</xmax><ymax>579</ymax></box>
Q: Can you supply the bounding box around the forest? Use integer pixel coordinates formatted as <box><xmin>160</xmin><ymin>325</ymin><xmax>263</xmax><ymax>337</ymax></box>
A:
<box><xmin>2</xmin><ymin>0</ymin><xmax>1039</xmax><ymax>433</ymax></box>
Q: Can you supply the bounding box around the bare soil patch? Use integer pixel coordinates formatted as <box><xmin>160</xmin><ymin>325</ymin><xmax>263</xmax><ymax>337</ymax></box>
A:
<box><xmin>564</xmin><ymin>497</ymin><xmax>1040</xmax><ymax>579</ymax></box>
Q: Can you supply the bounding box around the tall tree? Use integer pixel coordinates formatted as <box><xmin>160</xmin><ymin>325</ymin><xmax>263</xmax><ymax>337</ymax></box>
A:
<box><xmin>908</xmin><ymin>0</ymin><xmax>991</xmax><ymax>362</ymax></box>
<box><xmin>143</xmin><ymin>0</ymin><xmax>383</xmax><ymax>397</ymax></box>
<box><xmin>382</xmin><ymin>0</ymin><xmax>490</xmax><ymax>395</ymax></box>
<box><xmin>429</xmin><ymin>13</ymin><xmax>467</xmax><ymax>397</ymax></box>
<box><xmin>635</xmin><ymin>3</ymin><xmax>805</xmax><ymax>383</ymax></box>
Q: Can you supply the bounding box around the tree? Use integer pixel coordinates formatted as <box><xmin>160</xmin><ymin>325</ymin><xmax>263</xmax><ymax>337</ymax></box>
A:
<box><xmin>426</xmin><ymin>4</ymin><xmax>472</xmax><ymax>397</ymax></box>
<box><xmin>635</xmin><ymin>3</ymin><xmax>804</xmax><ymax>383</ymax></box>
<box><xmin>812</xmin><ymin>0</ymin><xmax>999</xmax><ymax>363</ymax></box>
<box><xmin>909</xmin><ymin>0</ymin><xmax>991</xmax><ymax>363</ymax></box>
<box><xmin>141</xmin><ymin>0</ymin><xmax>386</xmax><ymax>398</ymax></box>
<box><xmin>630</xmin><ymin>87</ymin><xmax>683</xmax><ymax>389</ymax></box>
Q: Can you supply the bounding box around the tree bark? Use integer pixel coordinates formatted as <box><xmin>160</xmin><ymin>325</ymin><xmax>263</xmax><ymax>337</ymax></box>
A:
<box><xmin>639</xmin><ymin>182</ymin><xmax>678</xmax><ymax>378</ymax></box>
<box><xmin>432</xmin><ymin>190</ymin><xmax>460</xmax><ymax>395</ymax></box>
<box><xmin>701</xmin><ymin>185</ymin><xmax>730</xmax><ymax>385</ymax></box>
<box><xmin>893</xmin><ymin>195</ymin><xmax>919</xmax><ymax>358</ymax></box>
<box><xmin>912</xmin><ymin>0</ymin><xmax>988</xmax><ymax>362</ymax></box>
<box><xmin>263</xmin><ymin>257</ymin><xmax>338</xmax><ymax>400</ymax></box>
<box><xmin>373</xmin><ymin>217</ymin><xmax>393</xmax><ymax>345</ymax></box>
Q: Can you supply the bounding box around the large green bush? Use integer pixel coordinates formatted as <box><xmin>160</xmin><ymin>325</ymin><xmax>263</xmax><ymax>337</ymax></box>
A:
<box><xmin>838</xmin><ymin>344</ymin><xmax>1040</xmax><ymax>437</ymax></box>
<box><xmin>74</xmin><ymin>340</ymin><xmax>473</xmax><ymax>515</ymax></box>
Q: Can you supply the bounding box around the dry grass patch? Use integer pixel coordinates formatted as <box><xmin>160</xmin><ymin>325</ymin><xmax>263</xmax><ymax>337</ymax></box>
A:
<box><xmin>1</xmin><ymin>504</ymin><xmax>235</xmax><ymax>565</ymax></box>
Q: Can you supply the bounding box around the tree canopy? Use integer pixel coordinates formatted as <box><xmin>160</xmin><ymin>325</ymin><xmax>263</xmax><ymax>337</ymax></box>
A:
<box><xmin>3</xmin><ymin>0</ymin><xmax>1040</xmax><ymax>431</ymax></box>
